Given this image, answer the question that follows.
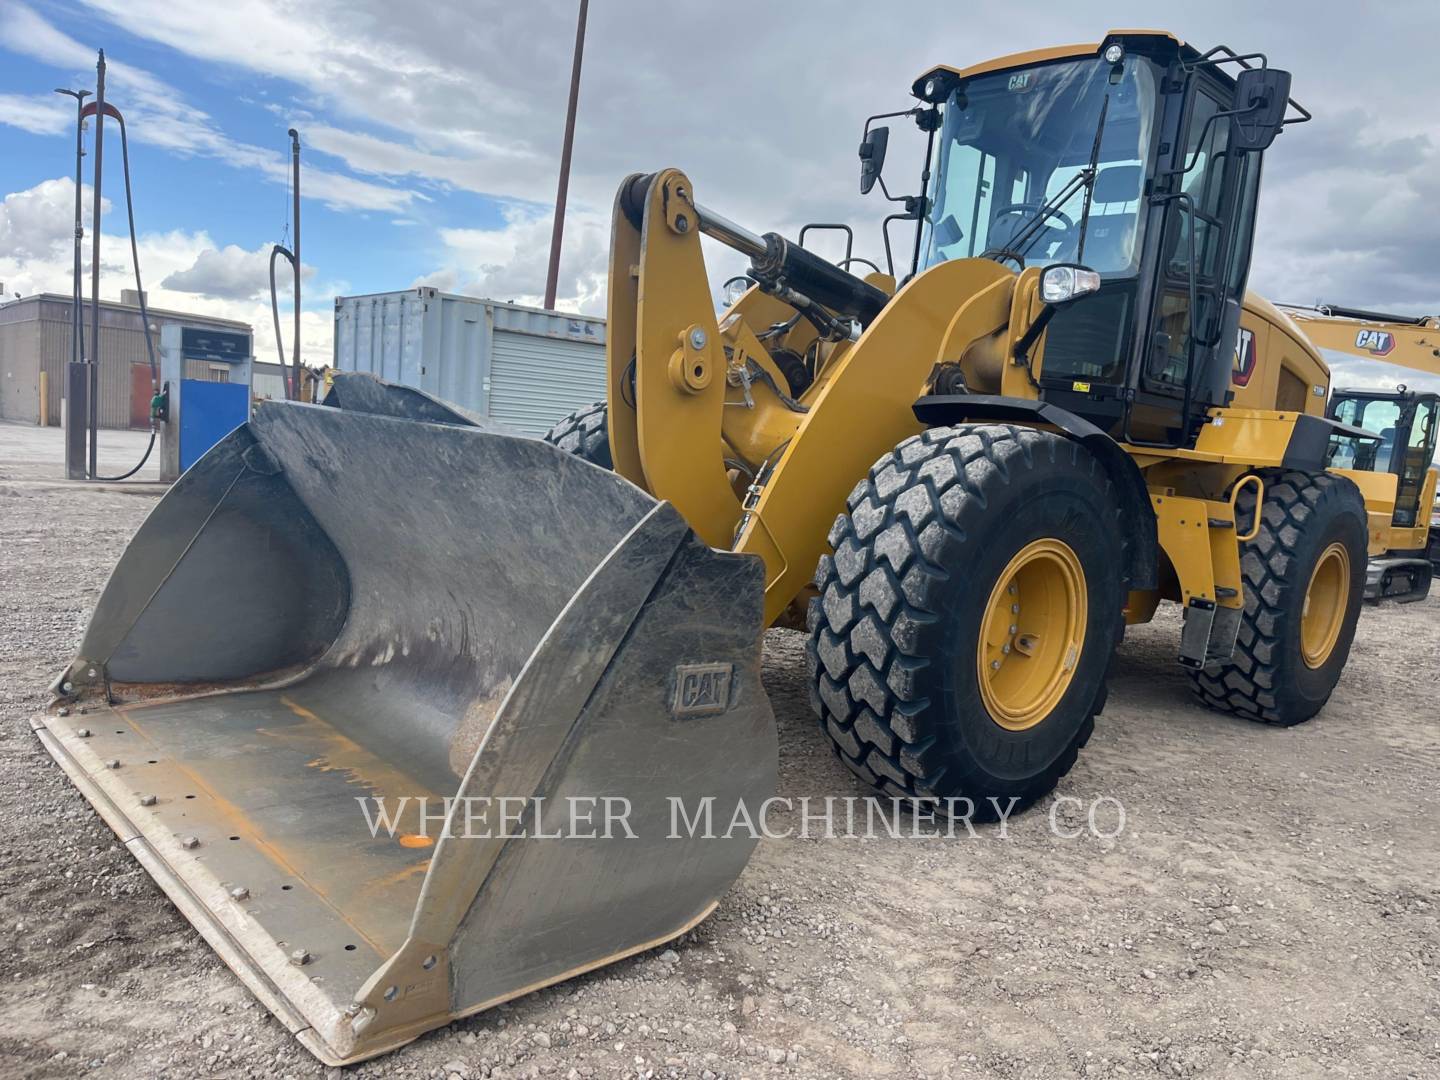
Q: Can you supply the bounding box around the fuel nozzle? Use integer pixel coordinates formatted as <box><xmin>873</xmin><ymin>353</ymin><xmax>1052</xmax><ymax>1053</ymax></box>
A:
<box><xmin>150</xmin><ymin>382</ymin><xmax>169</xmax><ymax>424</ymax></box>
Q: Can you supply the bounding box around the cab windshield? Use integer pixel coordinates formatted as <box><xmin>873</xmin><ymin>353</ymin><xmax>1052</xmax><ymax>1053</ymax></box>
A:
<box><xmin>921</xmin><ymin>55</ymin><xmax>1159</xmax><ymax>275</ymax></box>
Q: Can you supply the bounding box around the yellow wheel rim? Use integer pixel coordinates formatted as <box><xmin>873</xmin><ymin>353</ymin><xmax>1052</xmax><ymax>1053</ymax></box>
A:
<box><xmin>1301</xmin><ymin>541</ymin><xmax>1349</xmax><ymax>669</ymax></box>
<box><xmin>977</xmin><ymin>538</ymin><xmax>1088</xmax><ymax>731</ymax></box>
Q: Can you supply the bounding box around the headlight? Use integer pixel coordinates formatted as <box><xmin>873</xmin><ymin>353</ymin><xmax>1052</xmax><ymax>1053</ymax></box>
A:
<box><xmin>721</xmin><ymin>275</ymin><xmax>753</xmax><ymax>307</ymax></box>
<box><xmin>1040</xmin><ymin>264</ymin><xmax>1101</xmax><ymax>305</ymax></box>
<box><xmin>1103</xmin><ymin>43</ymin><xmax>1124</xmax><ymax>64</ymax></box>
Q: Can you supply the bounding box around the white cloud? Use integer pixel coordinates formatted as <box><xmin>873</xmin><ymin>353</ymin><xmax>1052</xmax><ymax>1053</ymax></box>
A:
<box><xmin>0</xmin><ymin>176</ymin><xmax>334</xmax><ymax>365</ymax></box>
<box><xmin>1323</xmin><ymin>352</ymin><xmax>1440</xmax><ymax>396</ymax></box>
<box><xmin>0</xmin><ymin>92</ymin><xmax>72</xmax><ymax>134</ymax></box>
<box><xmin>161</xmin><ymin>243</ymin><xmax>316</xmax><ymax>302</ymax></box>
<box><xmin>0</xmin><ymin>1</ymin><xmax>417</xmax><ymax>214</ymax></box>
<box><xmin>412</xmin><ymin>203</ymin><xmax>608</xmax><ymax>313</ymax></box>
<box><xmin>0</xmin><ymin>177</ymin><xmax>110</xmax><ymax>258</ymax></box>
<box><xmin>6</xmin><ymin>0</ymin><xmax>1438</xmax><ymax>328</ymax></box>
<box><xmin>303</xmin><ymin>124</ymin><xmax>545</xmax><ymax>201</ymax></box>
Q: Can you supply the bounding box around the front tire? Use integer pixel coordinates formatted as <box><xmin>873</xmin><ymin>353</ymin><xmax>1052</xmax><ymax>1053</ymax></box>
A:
<box><xmin>543</xmin><ymin>401</ymin><xmax>612</xmax><ymax>470</ymax></box>
<box><xmin>1190</xmin><ymin>469</ymin><xmax>1367</xmax><ymax>725</ymax></box>
<box><xmin>806</xmin><ymin>425</ymin><xmax>1127</xmax><ymax>817</ymax></box>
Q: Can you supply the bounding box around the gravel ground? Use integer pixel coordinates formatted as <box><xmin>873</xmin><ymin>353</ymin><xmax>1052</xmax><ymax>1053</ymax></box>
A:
<box><xmin>2</xmin><ymin>422</ymin><xmax>1438</xmax><ymax>1079</ymax></box>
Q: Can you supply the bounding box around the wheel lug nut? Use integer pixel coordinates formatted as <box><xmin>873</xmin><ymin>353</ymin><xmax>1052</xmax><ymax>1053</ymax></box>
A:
<box><xmin>1002</xmin><ymin>644</ymin><xmax>1011</xmax><ymax>655</ymax></box>
<box><xmin>1011</xmin><ymin>604</ymin><xmax>1020</xmax><ymax>614</ymax></box>
<box><xmin>1009</xmin><ymin>624</ymin><xmax>1017</xmax><ymax>635</ymax></box>
<box><xmin>990</xmin><ymin>660</ymin><xmax>1001</xmax><ymax>671</ymax></box>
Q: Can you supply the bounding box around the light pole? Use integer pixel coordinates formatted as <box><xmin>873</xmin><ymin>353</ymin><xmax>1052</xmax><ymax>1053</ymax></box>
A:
<box><xmin>54</xmin><ymin>87</ymin><xmax>91</xmax><ymax>371</ymax></box>
<box><xmin>86</xmin><ymin>50</ymin><xmax>108</xmax><ymax>479</ymax></box>
<box><xmin>543</xmin><ymin>0</ymin><xmax>589</xmax><ymax>310</ymax></box>
<box><xmin>288</xmin><ymin>129</ymin><xmax>301</xmax><ymax>400</ymax></box>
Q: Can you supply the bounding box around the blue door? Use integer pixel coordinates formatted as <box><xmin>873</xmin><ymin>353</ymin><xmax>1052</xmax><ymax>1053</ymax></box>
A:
<box><xmin>180</xmin><ymin>380</ymin><xmax>249</xmax><ymax>471</ymax></box>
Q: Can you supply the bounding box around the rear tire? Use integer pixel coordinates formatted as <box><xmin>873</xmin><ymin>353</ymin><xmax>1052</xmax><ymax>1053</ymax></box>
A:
<box><xmin>806</xmin><ymin>424</ymin><xmax>1127</xmax><ymax>818</ymax></box>
<box><xmin>543</xmin><ymin>401</ymin><xmax>612</xmax><ymax>470</ymax></box>
<box><xmin>1190</xmin><ymin>469</ymin><xmax>1367</xmax><ymax>725</ymax></box>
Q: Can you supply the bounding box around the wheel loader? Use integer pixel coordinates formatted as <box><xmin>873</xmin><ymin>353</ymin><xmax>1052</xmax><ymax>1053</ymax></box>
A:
<box><xmin>36</xmin><ymin>30</ymin><xmax>1379</xmax><ymax>1065</ymax></box>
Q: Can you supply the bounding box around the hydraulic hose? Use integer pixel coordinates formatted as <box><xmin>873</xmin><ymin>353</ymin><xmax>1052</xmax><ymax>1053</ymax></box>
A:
<box><xmin>270</xmin><ymin>243</ymin><xmax>297</xmax><ymax>371</ymax></box>
<box><xmin>90</xmin><ymin>108</ymin><xmax>158</xmax><ymax>482</ymax></box>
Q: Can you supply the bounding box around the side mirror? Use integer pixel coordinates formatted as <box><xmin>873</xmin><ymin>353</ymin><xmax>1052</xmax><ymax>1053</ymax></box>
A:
<box><xmin>1230</xmin><ymin>67</ymin><xmax>1291</xmax><ymax>152</ymax></box>
<box><xmin>859</xmin><ymin>126</ymin><xmax>890</xmax><ymax>195</ymax></box>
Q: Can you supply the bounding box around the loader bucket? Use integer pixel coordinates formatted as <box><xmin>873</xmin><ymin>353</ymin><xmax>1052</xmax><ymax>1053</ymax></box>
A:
<box><xmin>33</xmin><ymin>399</ymin><xmax>777</xmax><ymax>1065</ymax></box>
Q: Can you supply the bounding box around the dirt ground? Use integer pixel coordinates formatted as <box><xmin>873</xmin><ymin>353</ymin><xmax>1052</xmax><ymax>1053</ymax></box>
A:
<box><xmin>2</xmin><ymin>420</ymin><xmax>1438</xmax><ymax>1080</ymax></box>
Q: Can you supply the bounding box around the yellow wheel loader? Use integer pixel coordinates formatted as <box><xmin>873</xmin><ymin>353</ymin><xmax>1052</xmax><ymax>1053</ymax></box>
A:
<box><xmin>37</xmin><ymin>29</ymin><xmax>1379</xmax><ymax>1064</ymax></box>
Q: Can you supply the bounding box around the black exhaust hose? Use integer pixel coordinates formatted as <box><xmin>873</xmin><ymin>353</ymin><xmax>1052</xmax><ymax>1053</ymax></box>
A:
<box><xmin>751</xmin><ymin>234</ymin><xmax>890</xmax><ymax>326</ymax></box>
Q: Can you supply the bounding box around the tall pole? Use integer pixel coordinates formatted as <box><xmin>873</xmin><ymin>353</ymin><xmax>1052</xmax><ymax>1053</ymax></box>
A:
<box><xmin>543</xmin><ymin>0</ymin><xmax>588</xmax><ymax>310</ymax></box>
<box><xmin>54</xmin><ymin>88</ymin><xmax>90</xmax><ymax>369</ymax></box>
<box><xmin>88</xmin><ymin>50</ymin><xmax>106</xmax><ymax>480</ymax></box>
<box><xmin>57</xmin><ymin>87</ymin><xmax>90</xmax><ymax>478</ymax></box>
<box><xmin>288</xmin><ymin>128</ymin><xmax>301</xmax><ymax>400</ymax></box>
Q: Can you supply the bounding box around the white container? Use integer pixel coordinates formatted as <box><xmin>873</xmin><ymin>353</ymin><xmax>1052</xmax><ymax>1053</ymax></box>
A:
<box><xmin>333</xmin><ymin>288</ymin><xmax>606</xmax><ymax>435</ymax></box>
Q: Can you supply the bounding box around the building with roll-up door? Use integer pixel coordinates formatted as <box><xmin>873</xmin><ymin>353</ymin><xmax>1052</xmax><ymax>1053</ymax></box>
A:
<box><xmin>333</xmin><ymin>288</ymin><xmax>606</xmax><ymax>436</ymax></box>
<box><xmin>0</xmin><ymin>291</ymin><xmax>253</xmax><ymax>428</ymax></box>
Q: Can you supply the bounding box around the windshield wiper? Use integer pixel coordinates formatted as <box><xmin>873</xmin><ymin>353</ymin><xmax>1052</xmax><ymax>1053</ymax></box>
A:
<box><xmin>982</xmin><ymin>87</ymin><xmax>1112</xmax><ymax>267</ymax></box>
<box><xmin>982</xmin><ymin>170</ymin><xmax>1093</xmax><ymax>266</ymax></box>
<box><xmin>1073</xmin><ymin>92</ymin><xmax>1111</xmax><ymax>264</ymax></box>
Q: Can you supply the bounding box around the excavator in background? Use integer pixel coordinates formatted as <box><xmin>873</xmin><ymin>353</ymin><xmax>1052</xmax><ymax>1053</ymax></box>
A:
<box><xmin>35</xmin><ymin>30</ymin><xmax>1394</xmax><ymax>1065</ymax></box>
<box><xmin>1277</xmin><ymin>304</ymin><xmax>1440</xmax><ymax>600</ymax></box>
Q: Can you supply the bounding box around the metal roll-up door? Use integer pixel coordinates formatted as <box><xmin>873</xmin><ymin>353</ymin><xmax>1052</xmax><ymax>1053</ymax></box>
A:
<box><xmin>488</xmin><ymin>331</ymin><xmax>606</xmax><ymax>435</ymax></box>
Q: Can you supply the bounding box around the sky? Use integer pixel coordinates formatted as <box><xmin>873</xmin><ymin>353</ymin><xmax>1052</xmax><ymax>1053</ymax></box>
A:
<box><xmin>0</xmin><ymin>0</ymin><xmax>1437</xmax><ymax>393</ymax></box>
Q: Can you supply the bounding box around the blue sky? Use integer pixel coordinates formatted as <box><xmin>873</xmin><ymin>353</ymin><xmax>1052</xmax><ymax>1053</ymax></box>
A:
<box><xmin>0</xmin><ymin>0</ymin><xmax>584</xmax><ymax>362</ymax></box>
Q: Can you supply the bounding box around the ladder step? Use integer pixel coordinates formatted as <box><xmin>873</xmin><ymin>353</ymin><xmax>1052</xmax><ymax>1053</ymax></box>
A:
<box><xmin>1207</xmin><ymin>517</ymin><xmax>1233</xmax><ymax>529</ymax></box>
<box><xmin>1215</xmin><ymin>586</ymin><xmax>1239</xmax><ymax>599</ymax></box>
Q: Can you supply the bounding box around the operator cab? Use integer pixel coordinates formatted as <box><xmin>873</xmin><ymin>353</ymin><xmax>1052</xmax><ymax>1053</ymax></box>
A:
<box><xmin>1328</xmin><ymin>388</ymin><xmax>1440</xmax><ymax>528</ymax></box>
<box><xmin>910</xmin><ymin>32</ymin><xmax>1305</xmax><ymax>447</ymax></box>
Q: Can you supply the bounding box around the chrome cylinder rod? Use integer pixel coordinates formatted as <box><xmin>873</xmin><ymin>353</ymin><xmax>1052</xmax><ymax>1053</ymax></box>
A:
<box><xmin>694</xmin><ymin>204</ymin><xmax>767</xmax><ymax>259</ymax></box>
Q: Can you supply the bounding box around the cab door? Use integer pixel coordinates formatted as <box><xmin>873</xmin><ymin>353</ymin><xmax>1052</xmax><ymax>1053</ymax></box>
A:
<box><xmin>1131</xmin><ymin>78</ymin><xmax>1263</xmax><ymax>445</ymax></box>
<box><xmin>1395</xmin><ymin>395</ymin><xmax>1439</xmax><ymax>527</ymax></box>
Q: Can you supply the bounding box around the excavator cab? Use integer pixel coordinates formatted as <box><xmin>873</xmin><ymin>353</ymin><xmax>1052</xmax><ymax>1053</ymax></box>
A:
<box><xmin>1330</xmin><ymin>388</ymin><xmax>1440</xmax><ymax>524</ymax></box>
<box><xmin>912</xmin><ymin>34</ymin><xmax>1303</xmax><ymax>447</ymax></box>
<box><xmin>1327</xmin><ymin>387</ymin><xmax>1439</xmax><ymax>599</ymax></box>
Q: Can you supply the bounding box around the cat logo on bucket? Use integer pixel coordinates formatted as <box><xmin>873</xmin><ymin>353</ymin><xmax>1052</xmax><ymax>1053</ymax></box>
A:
<box><xmin>1354</xmin><ymin>329</ymin><xmax>1396</xmax><ymax>357</ymax></box>
<box><xmin>672</xmin><ymin>663</ymin><xmax>734</xmax><ymax>718</ymax></box>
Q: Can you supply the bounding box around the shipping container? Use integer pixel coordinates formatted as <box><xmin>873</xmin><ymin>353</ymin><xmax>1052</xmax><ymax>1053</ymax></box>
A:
<box><xmin>250</xmin><ymin>360</ymin><xmax>291</xmax><ymax>402</ymax></box>
<box><xmin>332</xmin><ymin>289</ymin><xmax>606</xmax><ymax>435</ymax></box>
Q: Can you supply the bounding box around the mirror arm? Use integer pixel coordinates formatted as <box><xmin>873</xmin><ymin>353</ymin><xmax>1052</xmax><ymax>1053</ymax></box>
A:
<box><xmin>1012</xmin><ymin>304</ymin><xmax>1059</xmax><ymax>372</ymax></box>
<box><xmin>907</xmin><ymin>115</ymin><xmax>939</xmax><ymax>277</ymax></box>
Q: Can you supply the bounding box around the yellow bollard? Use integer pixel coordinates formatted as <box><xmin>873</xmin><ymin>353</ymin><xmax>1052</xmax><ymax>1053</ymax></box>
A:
<box><xmin>39</xmin><ymin>370</ymin><xmax>49</xmax><ymax>426</ymax></box>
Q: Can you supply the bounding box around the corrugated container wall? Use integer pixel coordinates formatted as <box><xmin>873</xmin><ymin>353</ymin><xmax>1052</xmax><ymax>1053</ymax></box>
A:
<box><xmin>333</xmin><ymin>289</ymin><xmax>606</xmax><ymax>435</ymax></box>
